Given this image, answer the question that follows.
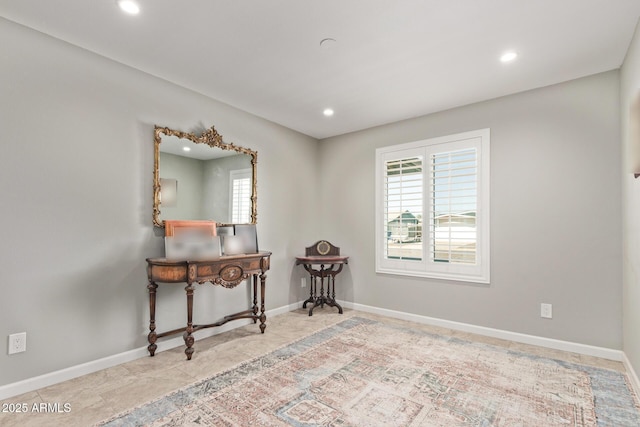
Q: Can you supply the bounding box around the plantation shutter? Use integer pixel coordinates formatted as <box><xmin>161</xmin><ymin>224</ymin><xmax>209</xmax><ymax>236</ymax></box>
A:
<box><xmin>376</xmin><ymin>129</ymin><xmax>489</xmax><ymax>283</ymax></box>
<box><xmin>231</xmin><ymin>170</ymin><xmax>251</xmax><ymax>223</ymax></box>
<box><xmin>384</xmin><ymin>156</ymin><xmax>423</xmax><ymax>261</ymax></box>
<box><xmin>429</xmin><ymin>148</ymin><xmax>477</xmax><ymax>265</ymax></box>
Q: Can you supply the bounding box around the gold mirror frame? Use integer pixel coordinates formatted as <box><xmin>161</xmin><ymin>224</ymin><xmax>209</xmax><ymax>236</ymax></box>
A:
<box><xmin>153</xmin><ymin>125</ymin><xmax>258</xmax><ymax>228</ymax></box>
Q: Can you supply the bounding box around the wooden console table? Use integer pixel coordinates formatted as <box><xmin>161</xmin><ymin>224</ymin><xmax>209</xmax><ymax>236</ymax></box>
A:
<box><xmin>296</xmin><ymin>241</ymin><xmax>348</xmax><ymax>316</ymax></box>
<box><xmin>146</xmin><ymin>251</ymin><xmax>271</xmax><ymax>360</ymax></box>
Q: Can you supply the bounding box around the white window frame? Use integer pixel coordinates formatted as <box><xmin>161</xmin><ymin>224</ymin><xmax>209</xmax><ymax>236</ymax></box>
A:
<box><xmin>229</xmin><ymin>168</ymin><xmax>252</xmax><ymax>224</ymax></box>
<box><xmin>375</xmin><ymin>129</ymin><xmax>490</xmax><ymax>284</ymax></box>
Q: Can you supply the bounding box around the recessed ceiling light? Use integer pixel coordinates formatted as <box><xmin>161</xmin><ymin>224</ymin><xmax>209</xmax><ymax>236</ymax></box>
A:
<box><xmin>323</xmin><ymin>108</ymin><xmax>334</xmax><ymax>117</ymax></box>
<box><xmin>118</xmin><ymin>0</ymin><xmax>140</xmax><ymax>15</ymax></box>
<box><xmin>182</xmin><ymin>146</ymin><xmax>191</xmax><ymax>152</ymax></box>
<box><xmin>500</xmin><ymin>51</ymin><xmax>518</xmax><ymax>63</ymax></box>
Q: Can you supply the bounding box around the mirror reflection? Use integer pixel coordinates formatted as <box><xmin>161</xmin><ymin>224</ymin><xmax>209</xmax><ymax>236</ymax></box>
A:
<box><xmin>153</xmin><ymin>126</ymin><xmax>257</xmax><ymax>227</ymax></box>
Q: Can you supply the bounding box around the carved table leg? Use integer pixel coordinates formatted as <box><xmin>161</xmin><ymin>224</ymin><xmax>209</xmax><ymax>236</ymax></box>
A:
<box><xmin>147</xmin><ymin>280</ymin><xmax>158</xmax><ymax>356</ymax></box>
<box><xmin>259</xmin><ymin>272</ymin><xmax>267</xmax><ymax>333</ymax></box>
<box><xmin>302</xmin><ymin>266</ymin><xmax>315</xmax><ymax>309</ymax></box>
<box><xmin>252</xmin><ymin>275</ymin><xmax>258</xmax><ymax>323</ymax></box>
<box><xmin>319</xmin><ymin>264</ymin><xmax>326</xmax><ymax>308</ymax></box>
<box><xmin>309</xmin><ymin>266</ymin><xmax>328</xmax><ymax>316</ymax></box>
<box><xmin>184</xmin><ymin>284</ymin><xmax>195</xmax><ymax>360</ymax></box>
<box><xmin>329</xmin><ymin>272</ymin><xmax>343</xmax><ymax>314</ymax></box>
<box><xmin>308</xmin><ymin>274</ymin><xmax>321</xmax><ymax>316</ymax></box>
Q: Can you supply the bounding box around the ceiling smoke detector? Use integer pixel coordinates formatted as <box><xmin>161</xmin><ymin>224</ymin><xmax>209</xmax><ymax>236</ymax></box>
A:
<box><xmin>320</xmin><ymin>38</ymin><xmax>337</xmax><ymax>50</ymax></box>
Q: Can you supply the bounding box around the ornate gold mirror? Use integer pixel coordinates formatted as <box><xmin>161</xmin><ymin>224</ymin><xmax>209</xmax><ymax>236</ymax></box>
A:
<box><xmin>153</xmin><ymin>125</ymin><xmax>257</xmax><ymax>227</ymax></box>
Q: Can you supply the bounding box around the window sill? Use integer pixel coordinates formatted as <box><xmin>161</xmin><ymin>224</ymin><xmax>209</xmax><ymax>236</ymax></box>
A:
<box><xmin>375</xmin><ymin>266</ymin><xmax>490</xmax><ymax>285</ymax></box>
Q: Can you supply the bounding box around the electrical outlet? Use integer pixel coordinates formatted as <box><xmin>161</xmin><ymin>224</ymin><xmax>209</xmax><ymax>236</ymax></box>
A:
<box><xmin>8</xmin><ymin>332</ymin><xmax>26</xmax><ymax>354</ymax></box>
<box><xmin>540</xmin><ymin>303</ymin><xmax>553</xmax><ymax>319</ymax></box>
<box><xmin>301</xmin><ymin>277</ymin><xmax>306</xmax><ymax>288</ymax></box>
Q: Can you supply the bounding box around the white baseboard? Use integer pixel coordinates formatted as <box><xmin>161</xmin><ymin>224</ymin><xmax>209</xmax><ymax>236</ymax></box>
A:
<box><xmin>623</xmin><ymin>352</ymin><xmax>640</xmax><ymax>399</ymax></box>
<box><xmin>341</xmin><ymin>301</ymin><xmax>625</xmax><ymax>362</ymax></box>
<box><xmin>0</xmin><ymin>302</ymin><xmax>301</xmax><ymax>401</ymax></box>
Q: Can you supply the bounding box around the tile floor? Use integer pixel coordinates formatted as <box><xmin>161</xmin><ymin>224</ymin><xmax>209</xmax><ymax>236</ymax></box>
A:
<box><xmin>0</xmin><ymin>308</ymin><xmax>627</xmax><ymax>426</ymax></box>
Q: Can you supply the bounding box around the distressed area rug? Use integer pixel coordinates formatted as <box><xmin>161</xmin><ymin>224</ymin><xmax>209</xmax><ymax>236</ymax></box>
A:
<box><xmin>98</xmin><ymin>317</ymin><xmax>640</xmax><ymax>426</ymax></box>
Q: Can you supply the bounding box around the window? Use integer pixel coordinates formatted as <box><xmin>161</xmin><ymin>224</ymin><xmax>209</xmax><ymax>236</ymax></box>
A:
<box><xmin>375</xmin><ymin>129</ymin><xmax>490</xmax><ymax>283</ymax></box>
<box><xmin>230</xmin><ymin>169</ymin><xmax>252</xmax><ymax>223</ymax></box>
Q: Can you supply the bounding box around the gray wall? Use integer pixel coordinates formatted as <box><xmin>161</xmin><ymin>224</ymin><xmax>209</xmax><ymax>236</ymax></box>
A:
<box><xmin>621</xmin><ymin>20</ymin><xmax>640</xmax><ymax>381</ymax></box>
<box><xmin>318</xmin><ymin>71</ymin><xmax>622</xmax><ymax>349</ymax></box>
<box><xmin>159</xmin><ymin>152</ymin><xmax>205</xmax><ymax>220</ymax></box>
<box><xmin>0</xmin><ymin>18</ymin><xmax>318</xmax><ymax>386</ymax></box>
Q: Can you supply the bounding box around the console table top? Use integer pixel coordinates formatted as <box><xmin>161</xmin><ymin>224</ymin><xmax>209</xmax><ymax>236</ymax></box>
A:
<box><xmin>148</xmin><ymin>251</ymin><xmax>272</xmax><ymax>265</ymax></box>
<box><xmin>295</xmin><ymin>255</ymin><xmax>349</xmax><ymax>265</ymax></box>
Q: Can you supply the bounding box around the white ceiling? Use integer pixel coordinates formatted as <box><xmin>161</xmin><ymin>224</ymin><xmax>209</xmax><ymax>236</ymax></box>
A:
<box><xmin>2</xmin><ymin>0</ymin><xmax>639</xmax><ymax>139</ymax></box>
